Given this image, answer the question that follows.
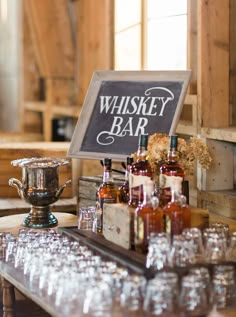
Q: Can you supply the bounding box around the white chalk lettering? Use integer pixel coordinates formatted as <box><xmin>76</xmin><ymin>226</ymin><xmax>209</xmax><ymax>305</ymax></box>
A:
<box><xmin>96</xmin><ymin>116</ymin><xmax>148</xmax><ymax>145</ymax></box>
<box><xmin>97</xmin><ymin>86</ymin><xmax>175</xmax><ymax>145</ymax></box>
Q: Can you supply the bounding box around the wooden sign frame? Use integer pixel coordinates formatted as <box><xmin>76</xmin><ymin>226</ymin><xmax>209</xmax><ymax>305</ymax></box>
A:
<box><xmin>68</xmin><ymin>70</ymin><xmax>191</xmax><ymax>161</ymax></box>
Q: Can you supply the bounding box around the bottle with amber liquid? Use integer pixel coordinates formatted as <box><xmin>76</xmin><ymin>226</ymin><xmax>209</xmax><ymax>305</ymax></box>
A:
<box><xmin>96</xmin><ymin>158</ymin><xmax>119</xmax><ymax>234</ymax></box>
<box><xmin>162</xmin><ymin>178</ymin><xmax>184</xmax><ymax>237</ymax></box>
<box><xmin>134</xmin><ymin>180</ymin><xmax>163</xmax><ymax>254</ymax></box>
<box><xmin>159</xmin><ymin>135</ymin><xmax>184</xmax><ymax>207</ymax></box>
<box><xmin>129</xmin><ymin>134</ymin><xmax>153</xmax><ymax>208</ymax></box>
<box><xmin>119</xmin><ymin>156</ymin><xmax>133</xmax><ymax>203</ymax></box>
<box><xmin>180</xmin><ymin>194</ymin><xmax>191</xmax><ymax>229</ymax></box>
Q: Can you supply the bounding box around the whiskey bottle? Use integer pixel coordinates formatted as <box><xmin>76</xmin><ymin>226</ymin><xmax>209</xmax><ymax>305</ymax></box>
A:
<box><xmin>119</xmin><ymin>156</ymin><xmax>133</xmax><ymax>203</ymax></box>
<box><xmin>162</xmin><ymin>178</ymin><xmax>184</xmax><ymax>236</ymax></box>
<box><xmin>159</xmin><ymin>135</ymin><xmax>184</xmax><ymax>207</ymax></box>
<box><xmin>129</xmin><ymin>134</ymin><xmax>153</xmax><ymax>208</ymax></box>
<box><xmin>96</xmin><ymin>158</ymin><xmax>119</xmax><ymax>234</ymax></box>
<box><xmin>180</xmin><ymin>194</ymin><xmax>191</xmax><ymax>229</ymax></box>
<box><xmin>134</xmin><ymin>180</ymin><xmax>163</xmax><ymax>254</ymax></box>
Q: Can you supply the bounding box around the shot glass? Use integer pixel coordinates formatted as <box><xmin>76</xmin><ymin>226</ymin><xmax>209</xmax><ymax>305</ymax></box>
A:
<box><xmin>179</xmin><ymin>274</ymin><xmax>209</xmax><ymax>316</ymax></box>
<box><xmin>78</xmin><ymin>206</ymin><xmax>96</xmax><ymax>231</ymax></box>
<box><xmin>146</xmin><ymin>232</ymin><xmax>172</xmax><ymax>270</ymax></box>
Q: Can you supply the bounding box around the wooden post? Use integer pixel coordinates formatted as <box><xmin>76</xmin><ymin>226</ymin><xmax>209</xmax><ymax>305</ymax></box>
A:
<box><xmin>1</xmin><ymin>277</ymin><xmax>15</xmax><ymax>317</ymax></box>
<box><xmin>198</xmin><ymin>0</ymin><xmax>230</xmax><ymax>128</ymax></box>
<box><xmin>75</xmin><ymin>0</ymin><xmax>114</xmax><ymax>105</ymax></box>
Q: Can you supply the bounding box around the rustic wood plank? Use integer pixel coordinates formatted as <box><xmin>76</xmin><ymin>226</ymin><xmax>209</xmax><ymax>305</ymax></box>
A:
<box><xmin>75</xmin><ymin>0</ymin><xmax>114</xmax><ymax>105</ymax></box>
<box><xmin>198</xmin><ymin>0</ymin><xmax>230</xmax><ymax>127</ymax></box>
<box><xmin>197</xmin><ymin>139</ymin><xmax>234</xmax><ymax>191</ymax></box>
<box><xmin>187</xmin><ymin>0</ymin><xmax>197</xmax><ymax>94</ymax></box>
<box><xmin>200</xmin><ymin>190</ymin><xmax>236</xmax><ymax>219</ymax></box>
<box><xmin>230</xmin><ymin>0</ymin><xmax>236</xmax><ymax>125</ymax></box>
<box><xmin>103</xmin><ymin>203</ymin><xmax>209</xmax><ymax>250</ymax></box>
<box><xmin>24</xmin><ymin>0</ymin><xmax>75</xmax><ymax>78</ymax></box>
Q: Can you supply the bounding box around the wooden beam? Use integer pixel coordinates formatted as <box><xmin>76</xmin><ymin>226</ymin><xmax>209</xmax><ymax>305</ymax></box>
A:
<box><xmin>230</xmin><ymin>0</ymin><xmax>236</xmax><ymax>125</ymax></box>
<box><xmin>198</xmin><ymin>0</ymin><xmax>230</xmax><ymax>128</ymax></box>
<box><xmin>75</xmin><ymin>0</ymin><xmax>114</xmax><ymax>105</ymax></box>
<box><xmin>24</xmin><ymin>0</ymin><xmax>75</xmax><ymax>78</ymax></box>
<box><xmin>187</xmin><ymin>0</ymin><xmax>198</xmax><ymax>94</ymax></box>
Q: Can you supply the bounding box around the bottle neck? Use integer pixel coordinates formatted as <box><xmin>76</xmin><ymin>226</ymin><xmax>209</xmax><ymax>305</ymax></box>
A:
<box><xmin>137</xmin><ymin>146</ymin><xmax>148</xmax><ymax>161</ymax></box>
<box><xmin>125</xmin><ymin>165</ymin><xmax>131</xmax><ymax>181</ymax></box>
<box><xmin>142</xmin><ymin>181</ymin><xmax>158</xmax><ymax>208</ymax></box>
<box><xmin>170</xmin><ymin>188</ymin><xmax>181</xmax><ymax>203</ymax></box>
<box><xmin>167</xmin><ymin>149</ymin><xmax>178</xmax><ymax>162</ymax></box>
<box><xmin>143</xmin><ymin>187</ymin><xmax>152</xmax><ymax>205</ymax></box>
<box><xmin>103</xmin><ymin>167</ymin><xmax>113</xmax><ymax>183</ymax></box>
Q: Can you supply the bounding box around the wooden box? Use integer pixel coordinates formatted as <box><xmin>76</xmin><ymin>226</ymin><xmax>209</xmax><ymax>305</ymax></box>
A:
<box><xmin>78</xmin><ymin>175</ymin><xmax>124</xmax><ymax>210</ymax></box>
<box><xmin>103</xmin><ymin>203</ymin><xmax>209</xmax><ymax>250</ymax></box>
<box><xmin>0</xmin><ymin>142</ymin><xmax>73</xmax><ymax>198</ymax></box>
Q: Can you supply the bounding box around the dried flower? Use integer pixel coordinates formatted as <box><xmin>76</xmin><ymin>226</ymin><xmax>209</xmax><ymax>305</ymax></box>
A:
<box><xmin>147</xmin><ymin>133</ymin><xmax>212</xmax><ymax>175</ymax></box>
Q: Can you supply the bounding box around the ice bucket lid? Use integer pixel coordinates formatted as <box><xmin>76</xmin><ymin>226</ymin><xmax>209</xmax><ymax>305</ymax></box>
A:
<box><xmin>11</xmin><ymin>157</ymin><xmax>69</xmax><ymax>168</ymax></box>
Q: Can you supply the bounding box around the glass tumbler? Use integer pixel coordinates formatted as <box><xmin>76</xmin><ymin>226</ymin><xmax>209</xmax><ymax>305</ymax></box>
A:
<box><xmin>170</xmin><ymin>234</ymin><xmax>196</xmax><ymax>267</ymax></box>
<box><xmin>226</xmin><ymin>231</ymin><xmax>236</xmax><ymax>262</ymax></box>
<box><xmin>143</xmin><ymin>271</ymin><xmax>179</xmax><ymax>316</ymax></box>
<box><xmin>211</xmin><ymin>264</ymin><xmax>236</xmax><ymax>309</ymax></box>
<box><xmin>146</xmin><ymin>232</ymin><xmax>172</xmax><ymax>270</ymax></box>
<box><xmin>121</xmin><ymin>274</ymin><xmax>147</xmax><ymax>317</ymax></box>
<box><xmin>78</xmin><ymin>206</ymin><xmax>96</xmax><ymax>230</ymax></box>
<box><xmin>179</xmin><ymin>274</ymin><xmax>209</xmax><ymax>316</ymax></box>
<box><xmin>203</xmin><ymin>232</ymin><xmax>227</xmax><ymax>264</ymax></box>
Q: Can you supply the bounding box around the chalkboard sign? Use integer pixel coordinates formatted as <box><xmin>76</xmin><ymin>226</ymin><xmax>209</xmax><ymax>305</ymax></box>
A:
<box><xmin>68</xmin><ymin>70</ymin><xmax>191</xmax><ymax>160</ymax></box>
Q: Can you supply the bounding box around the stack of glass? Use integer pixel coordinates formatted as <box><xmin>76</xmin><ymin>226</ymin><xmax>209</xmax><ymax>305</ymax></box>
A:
<box><xmin>0</xmin><ymin>223</ymin><xmax>235</xmax><ymax>317</ymax></box>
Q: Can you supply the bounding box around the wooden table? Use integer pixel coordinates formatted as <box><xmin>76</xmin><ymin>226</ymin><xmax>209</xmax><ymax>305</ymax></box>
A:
<box><xmin>0</xmin><ymin>227</ymin><xmax>236</xmax><ymax>317</ymax></box>
<box><xmin>0</xmin><ymin>212</ymin><xmax>78</xmax><ymax>236</ymax></box>
<box><xmin>0</xmin><ymin>197</ymin><xmax>77</xmax><ymax>217</ymax></box>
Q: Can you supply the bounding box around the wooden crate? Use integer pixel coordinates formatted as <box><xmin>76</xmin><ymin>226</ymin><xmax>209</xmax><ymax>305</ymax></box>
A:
<box><xmin>78</xmin><ymin>175</ymin><xmax>124</xmax><ymax>211</ymax></box>
<box><xmin>103</xmin><ymin>203</ymin><xmax>209</xmax><ymax>250</ymax></box>
<box><xmin>0</xmin><ymin>142</ymin><xmax>73</xmax><ymax>198</ymax></box>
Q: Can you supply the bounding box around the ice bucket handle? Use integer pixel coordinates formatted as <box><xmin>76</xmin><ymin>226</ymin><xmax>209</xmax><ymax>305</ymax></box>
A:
<box><xmin>55</xmin><ymin>179</ymin><xmax>72</xmax><ymax>199</ymax></box>
<box><xmin>9</xmin><ymin>178</ymin><xmax>24</xmax><ymax>199</ymax></box>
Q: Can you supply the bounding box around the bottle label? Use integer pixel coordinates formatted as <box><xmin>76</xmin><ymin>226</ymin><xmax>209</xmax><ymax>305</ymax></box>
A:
<box><xmin>164</xmin><ymin>214</ymin><xmax>171</xmax><ymax>233</ymax></box>
<box><xmin>96</xmin><ymin>197</ymin><xmax>116</xmax><ymax>233</ymax></box>
<box><xmin>129</xmin><ymin>174</ymin><xmax>152</xmax><ymax>205</ymax></box>
<box><xmin>159</xmin><ymin>174</ymin><xmax>183</xmax><ymax>190</ymax></box>
<box><xmin>159</xmin><ymin>175</ymin><xmax>183</xmax><ymax>205</ymax></box>
<box><xmin>135</xmin><ymin>216</ymin><xmax>144</xmax><ymax>246</ymax></box>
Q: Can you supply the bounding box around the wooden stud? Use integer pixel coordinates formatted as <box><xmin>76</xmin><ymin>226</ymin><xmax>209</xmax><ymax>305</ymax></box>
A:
<box><xmin>75</xmin><ymin>0</ymin><xmax>114</xmax><ymax>105</ymax></box>
<box><xmin>198</xmin><ymin>0</ymin><xmax>230</xmax><ymax>128</ymax></box>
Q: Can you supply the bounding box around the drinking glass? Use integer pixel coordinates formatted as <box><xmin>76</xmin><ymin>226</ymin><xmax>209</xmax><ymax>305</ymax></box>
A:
<box><xmin>209</xmin><ymin>222</ymin><xmax>230</xmax><ymax>240</ymax></box>
<box><xmin>5</xmin><ymin>236</ymin><xmax>17</xmax><ymax>263</ymax></box>
<box><xmin>211</xmin><ymin>264</ymin><xmax>236</xmax><ymax>308</ymax></box>
<box><xmin>170</xmin><ymin>234</ymin><xmax>196</xmax><ymax>267</ymax></box>
<box><xmin>82</xmin><ymin>277</ymin><xmax>113</xmax><ymax>317</ymax></box>
<box><xmin>0</xmin><ymin>232</ymin><xmax>14</xmax><ymax>259</ymax></box>
<box><xmin>78</xmin><ymin>206</ymin><xmax>96</xmax><ymax>230</ymax></box>
<box><xmin>203</xmin><ymin>232</ymin><xmax>227</xmax><ymax>264</ymax></box>
<box><xmin>144</xmin><ymin>271</ymin><xmax>179</xmax><ymax>316</ymax></box>
<box><xmin>121</xmin><ymin>274</ymin><xmax>147</xmax><ymax>317</ymax></box>
<box><xmin>182</xmin><ymin>227</ymin><xmax>204</xmax><ymax>262</ymax></box>
<box><xmin>179</xmin><ymin>274</ymin><xmax>209</xmax><ymax>316</ymax></box>
<box><xmin>146</xmin><ymin>232</ymin><xmax>172</xmax><ymax>270</ymax></box>
<box><xmin>225</xmin><ymin>231</ymin><xmax>236</xmax><ymax>261</ymax></box>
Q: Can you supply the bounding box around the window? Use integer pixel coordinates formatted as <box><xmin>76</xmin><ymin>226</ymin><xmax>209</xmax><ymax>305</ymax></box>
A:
<box><xmin>115</xmin><ymin>0</ymin><xmax>187</xmax><ymax>71</ymax></box>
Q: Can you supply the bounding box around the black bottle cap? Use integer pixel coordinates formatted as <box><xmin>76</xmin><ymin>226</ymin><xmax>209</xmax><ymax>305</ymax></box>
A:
<box><xmin>127</xmin><ymin>157</ymin><xmax>134</xmax><ymax>165</ymax></box>
<box><xmin>139</xmin><ymin>134</ymin><xmax>148</xmax><ymax>147</ymax></box>
<box><xmin>104</xmin><ymin>158</ymin><xmax>112</xmax><ymax>167</ymax></box>
<box><xmin>170</xmin><ymin>135</ymin><xmax>178</xmax><ymax>150</ymax></box>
